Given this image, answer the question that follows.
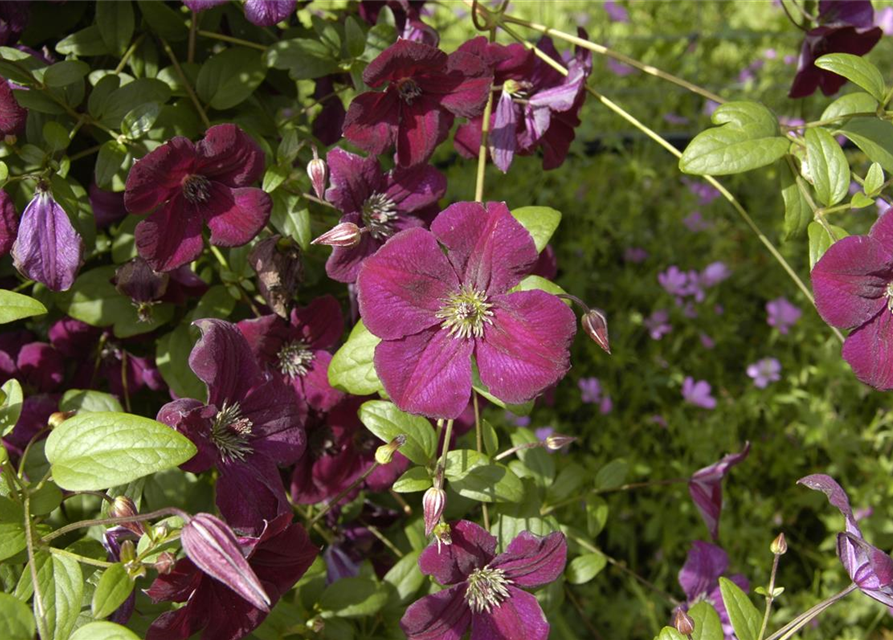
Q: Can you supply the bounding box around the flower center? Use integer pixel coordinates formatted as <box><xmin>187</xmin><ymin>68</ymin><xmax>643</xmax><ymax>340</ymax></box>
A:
<box><xmin>182</xmin><ymin>174</ymin><xmax>211</xmax><ymax>204</ymax></box>
<box><xmin>361</xmin><ymin>193</ymin><xmax>398</xmax><ymax>241</ymax></box>
<box><xmin>396</xmin><ymin>78</ymin><xmax>422</xmax><ymax>104</ymax></box>
<box><xmin>886</xmin><ymin>282</ymin><xmax>893</xmax><ymax>312</ymax></box>
<box><xmin>309</xmin><ymin>424</ymin><xmax>338</xmax><ymax>459</ymax></box>
<box><xmin>465</xmin><ymin>566</ymin><xmax>512</xmax><ymax>614</ymax></box>
<box><xmin>277</xmin><ymin>340</ymin><xmax>315</xmax><ymax>378</ymax></box>
<box><xmin>211</xmin><ymin>401</ymin><xmax>254</xmax><ymax>462</ymax></box>
<box><xmin>436</xmin><ymin>286</ymin><xmax>494</xmax><ymax>340</ymax></box>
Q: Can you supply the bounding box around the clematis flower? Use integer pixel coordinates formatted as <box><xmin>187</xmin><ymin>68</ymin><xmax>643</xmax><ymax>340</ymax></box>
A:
<box><xmin>157</xmin><ymin>319</ymin><xmax>306</xmax><ymax>533</ymax></box>
<box><xmin>244</xmin><ymin>0</ymin><xmax>295</xmax><ymax>26</ymax></box>
<box><xmin>146</xmin><ymin>513</ymin><xmax>318</xmax><ymax>640</ymax></box>
<box><xmin>746</xmin><ymin>357</ymin><xmax>782</xmax><ymax>388</ymax></box>
<box><xmin>357</xmin><ymin>201</ymin><xmax>577</xmax><ymax>419</ymax></box>
<box><xmin>12</xmin><ymin>186</ymin><xmax>84</xmax><ymax>292</ymax></box>
<box><xmin>789</xmin><ymin>1</ymin><xmax>882</xmax><ymax>98</ymax></box>
<box><xmin>688</xmin><ymin>443</ymin><xmax>750</xmax><ymax>540</ymax></box>
<box><xmin>798</xmin><ymin>474</ymin><xmax>893</xmax><ymax>606</ymax></box>
<box><xmin>124</xmin><ymin>124</ymin><xmax>271</xmax><ymax>272</ymax></box>
<box><xmin>322</xmin><ymin>148</ymin><xmax>446</xmax><ymax>283</ymax></box>
<box><xmin>0</xmin><ymin>78</ymin><xmax>26</xmax><ymax>137</ymax></box>
<box><xmin>0</xmin><ymin>190</ymin><xmax>17</xmax><ymax>256</ymax></box>
<box><xmin>0</xmin><ymin>332</ymin><xmax>64</xmax><ymax>394</ymax></box>
<box><xmin>400</xmin><ymin>520</ymin><xmax>567</xmax><ymax>640</ymax></box>
<box><xmin>699</xmin><ymin>261</ymin><xmax>731</xmax><ymax>288</ymax></box>
<box><xmin>682</xmin><ymin>377</ymin><xmax>716</xmax><ymax>410</ymax></box>
<box><xmin>237</xmin><ymin>295</ymin><xmax>344</xmax><ymax>414</ymax></box>
<box><xmin>311</xmin><ymin>75</ymin><xmax>347</xmax><ymax>146</ymax></box>
<box><xmin>678</xmin><ymin>540</ymin><xmax>750</xmax><ymax>638</ymax></box>
<box><xmin>342</xmin><ymin>39</ymin><xmax>492</xmax><ymax>168</ymax></box>
<box><xmin>358</xmin><ymin>0</ymin><xmax>438</xmax><ymax>46</ymax></box>
<box><xmin>88</xmin><ymin>184</ymin><xmax>128</xmax><ymax>229</ymax></box>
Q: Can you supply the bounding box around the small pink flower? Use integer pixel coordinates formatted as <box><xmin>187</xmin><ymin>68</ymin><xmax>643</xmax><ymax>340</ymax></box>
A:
<box><xmin>682</xmin><ymin>377</ymin><xmax>716</xmax><ymax>409</ymax></box>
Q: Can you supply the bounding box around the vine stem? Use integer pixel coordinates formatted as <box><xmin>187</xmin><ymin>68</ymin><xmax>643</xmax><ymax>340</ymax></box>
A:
<box><xmin>49</xmin><ymin>547</ymin><xmax>115</xmax><ymax>569</ymax></box>
<box><xmin>160</xmin><ymin>37</ymin><xmax>211</xmax><ymax>129</ymax></box>
<box><xmin>757</xmin><ymin>552</ymin><xmax>781</xmax><ymax>640</ymax></box>
<box><xmin>472</xmin><ymin>392</ymin><xmax>489</xmax><ymax>529</ymax></box>
<box><xmin>499</xmin><ymin>23</ymin><xmax>836</xmax><ymax>342</ymax></box>
<box><xmin>114</xmin><ymin>33</ymin><xmax>146</xmax><ymax>75</ymax></box>
<box><xmin>764</xmin><ymin>583</ymin><xmax>857</xmax><ymax>640</ymax></box>
<box><xmin>23</xmin><ymin>493</ymin><xmax>45</xmax><ymax>639</ymax></box>
<box><xmin>197</xmin><ymin>30</ymin><xmax>268</xmax><ymax>51</ymax></box>
<box><xmin>42</xmin><ymin>507</ymin><xmax>183</xmax><ymax>544</ymax></box>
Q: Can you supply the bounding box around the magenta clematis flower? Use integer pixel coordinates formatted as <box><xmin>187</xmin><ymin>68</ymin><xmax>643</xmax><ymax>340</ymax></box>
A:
<box><xmin>678</xmin><ymin>540</ymin><xmax>750</xmax><ymax>638</ymax></box>
<box><xmin>0</xmin><ymin>189</ymin><xmax>17</xmax><ymax>256</ymax></box>
<box><xmin>688</xmin><ymin>443</ymin><xmax>750</xmax><ymax>540</ymax></box>
<box><xmin>682</xmin><ymin>377</ymin><xmax>716</xmax><ymax>410</ymax></box>
<box><xmin>12</xmin><ymin>186</ymin><xmax>84</xmax><ymax>292</ymax></box>
<box><xmin>124</xmin><ymin>124</ymin><xmax>271</xmax><ymax>272</ymax></box>
<box><xmin>157</xmin><ymin>319</ymin><xmax>306</xmax><ymax>533</ymax></box>
<box><xmin>799</xmin><ymin>474</ymin><xmax>893</xmax><ymax>606</ymax></box>
<box><xmin>400</xmin><ymin>520</ymin><xmax>567</xmax><ymax>640</ymax></box>
<box><xmin>88</xmin><ymin>184</ymin><xmax>128</xmax><ymax>229</ymax></box>
<box><xmin>789</xmin><ymin>1</ymin><xmax>882</xmax><ymax>98</ymax></box>
<box><xmin>810</xmin><ymin>210</ymin><xmax>893</xmax><ymax>389</ymax></box>
<box><xmin>357</xmin><ymin>201</ymin><xmax>576</xmax><ymax>419</ymax></box>
<box><xmin>322</xmin><ymin>148</ymin><xmax>446</xmax><ymax>283</ymax></box>
<box><xmin>342</xmin><ymin>39</ymin><xmax>492</xmax><ymax>168</ymax></box>
<box><xmin>746</xmin><ymin>357</ymin><xmax>782</xmax><ymax>388</ymax></box>
<box><xmin>0</xmin><ymin>78</ymin><xmax>26</xmax><ymax>137</ymax></box>
<box><xmin>244</xmin><ymin>0</ymin><xmax>295</xmax><ymax>26</ymax></box>
<box><xmin>237</xmin><ymin>296</ymin><xmax>344</xmax><ymax>415</ymax></box>
<box><xmin>0</xmin><ymin>332</ymin><xmax>64</xmax><ymax>394</ymax></box>
<box><xmin>146</xmin><ymin>514</ymin><xmax>318</xmax><ymax>640</ymax></box>
<box><xmin>358</xmin><ymin>1</ymin><xmax>438</xmax><ymax>46</ymax></box>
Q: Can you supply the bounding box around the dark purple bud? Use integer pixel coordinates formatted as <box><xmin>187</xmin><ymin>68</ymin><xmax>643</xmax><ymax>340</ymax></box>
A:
<box><xmin>109</xmin><ymin>496</ymin><xmax>146</xmax><ymax>537</ymax></box>
<box><xmin>582</xmin><ymin>308</ymin><xmax>610</xmax><ymax>354</ymax></box>
<box><xmin>307</xmin><ymin>146</ymin><xmax>328</xmax><ymax>200</ymax></box>
<box><xmin>423</xmin><ymin>487</ymin><xmax>446</xmax><ymax>537</ymax></box>
<box><xmin>48</xmin><ymin>410</ymin><xmax>75</xmax><ymax>428</ymax></box>
<box><xmin>248</xmin><ymin>235</ymin><xmax>303</xmax><ymax>318</ymax></box>
<box><xmin>0</xmin><ymin>189</ymin><xmax>17</xmax><ymax>256</ymax></box>
<box><xmin>12</xmin><ymin>187</ymin><xmax>84</xmax><ymax>292</ymax></box>
<box><xmin>180</xmin><ymin>513</ymin><xmax>271</xmax><ymax>612</ymax></box>
<box><xmin>673</xmin><ymin>607</ymin><xmax>695</xmax><ymax>636</ymax></box>
<box><xmin>771</xmin><ymin>532</ymin><xmax>787</xmax><ymax>555</ymax></box>
<box><xmin>312</xmin><ymin>222</ymin><xmax>361</xmax><ymax>248</ymax></box>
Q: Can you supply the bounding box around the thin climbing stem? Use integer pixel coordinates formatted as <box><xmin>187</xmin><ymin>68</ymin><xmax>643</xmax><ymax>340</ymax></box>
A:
<box><xmin>114</xmin><ymin>33</ymin><xmax>146</xmax><ymax>75</ymax></box>
<box><xmin>758</xmin><ymin>552</ymin><xmax>782</xmax><ymax>640</ymax></box>
<box><xmin>764</xmin><ymin>583</ymin><xmax>857</xmax><ymax>640</ymax></box>
<box><xmin>160</xmin><ymin>37</ymin><xmax>211</xmax><ymax>129</ymax></box>
<box><xmin>197</xmin><ymin>30</ymin><xmax>268</xmax><ymax>51</ymax></box>
<box><xmin>42</xmin><ymin>507</ymin><xmax>183</xmax><ymax>544</ymax></box>
<box><xmin>48</xmin><ymin>547</ymin><xmax>115</xmax><ymax>569</ymax></box>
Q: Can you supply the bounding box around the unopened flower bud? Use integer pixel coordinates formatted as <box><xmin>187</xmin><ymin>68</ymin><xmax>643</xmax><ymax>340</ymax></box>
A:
<box><xmin>119</xmin><ymin>539</ymin><xmax>137</xmax><ymax>565</ymax></box>
<box><xmin>311</xmin><ymin>222</ymin><xmax>362</xmax><ymax>248</ymax></box>
<box><xmin>673</xmin><ymin>607</ymin><xmax>695</xmax><ymax>636</ymax></box>
<box><xmin>423</xmin><ymin>487</ymin><xmax>447</xmax><ymax>537</ymax></box>
<box><xmin>307</xmin><ymin>146</ymin><xmax>327</xmax><ymax>199</ymax></box>
<box><xmin>110</xmin><ymin>496</ymin><xmax>146</xmax><ymax>537</ymax></box>
<box><xmin>48</xmin><ymin>410</ymin><xmax>76</xmax><ymax>428</ymax></box>
<box><xmin>433</xmin><ymin>522</ymin><xmax>452</xmax><ymax>551</ymax></box>
<box><xmin>582</xmin><ymin>308</ymin><xmax>610</xmax><ymax>354</ymax></box>
<box><xmin>770</xmin><ymin>532</ymin><xmax>787</xmax><ymax>555</ymax></box>
<box><xmin>181</xmin><ymin>513</ymin><xmax>271</xmax><ymax>611</ymax></box>
<box><xmin>544</xmin><ymin>434</ymin><xmax>576</xmax><ymax>451</ymax></box>
<box><xmin>152</xmin><ymin>523</ymin><xmax>169</xmax><ymax>541</ymax></box>
<box><xmin>154</xmin><ymin>551</ymin><xmax>176</xmax><ymax>575</ymax></box>
<box><xmin>375</xmin><ymin>434</ymin><xmax>406</xmax><ymax>465</ymax></box>
<box><xmin>307</xmin><ymin>616</ymin><xmax>325</xmax><ymax>633</ymax></box>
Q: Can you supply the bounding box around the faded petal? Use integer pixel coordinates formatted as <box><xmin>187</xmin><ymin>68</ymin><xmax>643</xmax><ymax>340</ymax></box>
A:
<box><xmin>325</xmin><ymin>148</ymin><xmax>382</xmax><ymax>214</ymax></box>
<box><xmin>400</xmin><ymin>585</ymin><xmax>471</xmax><ymax>640</ymax></box>
<box><xmin>244</xmin><ymin>0</ymin><xmax>295</xmax><ymax>26</ymax></box>
<box><xmin>490</xmin><ymin>91</ymin><xmax>518</xmax><ymax>173</ymax></box>
<box><xmin>12</xmin><ymin>190</ymin><xmax>84</xmax><ymax>292</ymax></box>
<box><xmin>678</xmin><ymin>540</ymin><xmax>729</xmax><ymax>602</ymax></box>
<box><xmin>799</xmin><ymin>474</ymin><xmax>864</xmax><ymax>580</ymax></box>
<box><xmin>203</xmin><ymin>186</ymin><xmax>271</xmax><ymax>247</ymax></box>
<box><xmin>134</xmin><ymin>195</ymin><xmax>205</xmax><ymax>272</ymax></box>
<box><xmin>419</xmin><ymin>520</ymin><xmax>497</xmax><ymax>585</ymax></box>
<box><xmin>357</xmin><ymin>227</ymin><xmax>459</xmax><ymax>340</ymax></box>
<box><xmin>343</xmin><ymin>90</ymin><xmax>399</xmax><ymax>157</ymax></box>
<box><xmin>476</xmin><ymin>290</ymin><xmax>576</xmax><ymax>405</ymax></box>
<box><xmin>842</xmin><ymin>311</ymin><xmax>893</xmax><ymax>390</ymax></box>
<box><xmin>490</xmin><ymin>531</ymin><xmax>567</xmax><ymax>588</ymax></box>
<box><xmin>195</xmin><ymin>124</ymin><xmax>266</xmax><ymax>187</ymax></box>
<box><xmin>190</xmin><ymin>319</ymin><xmax>266</xmax><ymax>407</ymax></box>
<box><xmin>124</xmin><ymin>137</ymin><xmax>195</xmax><ymax>214</ymax></box>
<box><xmin>374</xmin><ymin>327</ymin><xmax>474</xmax><ymax>420</ymax></box>
<box><xmin>431</xmin><ymin>201</ymin><xmax>538</xmax><ymax>295</ymax></box>
<box><xmin>689</xmin><ymin>443</ymin><xmax>751</xmax><ymax>540</ymax></box>
<box><xmin>470</xmin><ymin>587</ymin><xmax>550</xmax><ymax>640</ymax></box>
<box><xmin>395</xmin><ymin>95</ymin><xmax>452</xmax><ymax>168</ymax></box>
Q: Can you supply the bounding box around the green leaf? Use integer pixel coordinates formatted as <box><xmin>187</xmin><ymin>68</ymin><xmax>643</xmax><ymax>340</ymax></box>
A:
<box><xmin>565</xmin><ymin>552</ymin><xmax>606</xmax><ymax>584</ymax></box>
<box><xmin>318</xmin><ymin>577</ymin><xmax>388</xmax><ymax>618</ymax></box>
<box><xmin>0</xmin><ymin>521</ymin><xmax>26</xmax><ymax>561</ymax></box>
<box><xmin>0</xmin><ymin>290</ymin><xmax>47</xmax><ymax>323</ymax></box>
<box><xmin>510</xmin><ymin>205</ymin><xmax>561</xmax><ymax>252</ymax></box>
<box><xmin>121</xmin><ymin>102</ymin><xmax>161</xmax><ymax>139</ymax></box>
<box><xmin>711</xmin><ymin>101</ymin><xmax>778</xmax><ymax>136</ymax></box>
<box><xmin>510</xmin><ymin>427</ymin><xmax>554</xmax><ymax>485</ymax></box>
<box><xmin>837</xmin><ymin>118</ymin><xmax>893</xmax><ymax>174</ymax></box>
<box><xmin>137</xmin><ymin>0</ymin><xmax>188</xmax><ymax>41</ymax></box>
<box><xmin>851</xmin><ymin>192</ymin><xmax>875</xmax><ymax>208</ymax></box>
<box><xmin>263</xmin><ymin>164</ymin><xmax>289</xmax><ymax>194</ymax></box>
<box><xmin>363</xmin><ymin>22</ymin><xmax>397</xmax><ymax>62</ymax></box>
<box><xmin>196</xmin><ymin>48</ymin><xmax>266</xmax><ymax>110</ymax></box>
<box><xmin>0</xmin><ymin>379</ymin><xmax>23</xmax><ymax>437</ymax></box>
<box><xmin>33</xmin><ymin>551</ymin><xmax>83</xmax><ymax>640</ymax></box>
<box><xmin>60</xmin><ymin>389</ymin><xmax>123</xmax><ymax>413</ymax></box>
<box><xmin>157</xmin><ymin>323</ymin><xmax>205</xmax><ymax>400</ymax></box>
<box><xmin>822</xmin><ymin>92</ymin><xmax>878</xmax><ymax>122</ymax></box>
<box><xmin>481</xmin><ymin>418</ymin><xmax>498</xmax><ymax>457</ymax></box>
<box><xmin>586</xmin><ymin>497</ymin><xmax>609</xmax><ymax>536</ymax></box>
<box><xmin>392</xmin><ymin>466</ymin><xmax>431</xmax><ymax>493</ymax></box>
<box><xmin>98</xmin><ymin>78</ymin><xmax>171</xmax><ymax>128</ymax></box>
<box><xmin>45</xmin><ymin>412</ymin><xmax>197</xmax><ymax>490</ymax></box>
<box><xmin>780</xmin><ymin>158</ymin><xmax>811</xmax><ymax>240</ymax></box>
<box><xmin>816</xmin><ymin>53</ymin><xmax>886</xmax><ymax>103</ymax></box>
<box><xmin>328</xmin><ymin>320</ymin><xmax>383</xmax><ymax>396</ymax></box>
<box><xmin>265</xmin><ymin>39</ymin><xmax>340</xmax><ymax>80</ymax></box>
<box><xmin>807</xmin><ymin>221</ymin><xmax>850</xmax><ymax>269</ymax></box>
<box><xmin>382</xmin><ymin>550</ymin><xmax>424</xmax><ymax>603</ymax></box>
<box><xmin>864</xmin><ymin>162</ymin><xmax>884</xmax><ymax>196</ymax></box>
<box><xmin>595</xmin><ymin>459</ymin><xmax>628</xmax><ymax>490</ymax></box>
<box><xmin>30</xmin><ymin>482</ymin><xmax>62</xmax><ymax>516</ymax></box>
<box><xmin>56</xmin><ymin>25</ymin><xmax>110</xmax><ymax>56</ymax></box>
<box><xmin>270</xmin><ymin>191</ymin><xmax>311</xmax><ymax>250</ymax></box>
<box><xmin>42</xmin><ymin>121</ymin><xmax>70</xmax><ymax>152</ymax></box>
<box><xmin>96</xmin><ymin>0</ymin><xmax>134</xmax><ymax>56</ymax></box>
<box><xmin>95</xmin><ymin>140</ymin><xmax>127</xmax><ymax>189</ymax></box>
<box><xmin>688</xmin><ymin>601</ymin><xmax>724</xmax><ymax>640</ymax></box>
<box><xmin>655</xmin><ymin>628</ymin><xmax>685</xmax><ymax>640</ymax></box>
<box><xmin>719</xmin><ymin>576</ymin><xmax>761</xmax><ymax>640</ymax></box>
<box><xmin>445</xmin><ymin>449</ymin><xmax>523</xmax><ymax>503</ymax></box>
<box><xmin>680</xmin><ymin>126</ymin><xmax>789</xmax><ymax>176</ymax></box>
<box><xmin>0</xmin><ymin>592</ymin><xmax>36</xmax><ymax>640</ymax></box>
<box><xmin>92</xmin><ymin>563</ymin><xmax>135</xmax><ymax>620</ymax></box>
<box><xmin>345</xmin><ymin>16</ymin><xmax>367</xmax><ymax>58</ymax></box>
<box><xmin>191</xmin><ymin>285</ymin><xmax>236</xmax><ymax>321</ymax></box>
<box><xmin>805</xmin><ymin>127</ymin><xmax>849</xmax><ymax>207</ymax></box>
<box><xmin>358</xmin><ymin>400</ymin><xmax>436</xmax><ymax>465</ymax></box>
<box><xmin>70</xmin><ymin>621</ymin><xmax>141</xmax><ymax>640</ymax></box>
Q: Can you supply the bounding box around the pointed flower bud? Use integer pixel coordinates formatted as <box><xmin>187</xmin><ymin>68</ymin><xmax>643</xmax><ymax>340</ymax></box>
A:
<box><xmin>48</xmin><ymin>410</ymin><xmax>76</xmax><ymax>428</ymax></box>
<box><xmin>113</xmin><ymin>257</ymin><xmax>170</xmax><ymax>323</ymax></box>
<box><xmin>307</xmin><ymin>145</ymin><xmax>327</xmax><ymax>199</ymax></box>
<box><xmin>582</xmin><ymin>308</ymin><xmax>610</xmax><ymax>354</ymax></box>
<box><xmin>770</xmin><ymin>532</ymin><xmax>787</xmax><ymax>556</ymax></box>
<box><xmin>544</xmin><ymin>434</ymin><xmax>576</xmax><ymax>451</ymax></box>
<box><xmin>375</xmin><ymin>434</ymin><xmax>406</xmax><ymax>465</ymax></box>
<box><xmin>110</xmin><ymin>496</ymin><xmax>146</xmax><ymax>537</ymax></box>
<box><xmin>12</xmin><ymin>186</ymin><xmax>85</xmax><ymax>292</ymax></box>
<box><xmin>311</xmin><ymin>221</ymin><xmax>362</xmax><ymax>248</ymax></box>
<box><xmin>119</xmin><ymin>539</ymin><xmax>137</xmax><ymax>565</ymax></box>
<box><xmin>180</xmin><ymin>513</ymin><xmax>271</xmax><ymax>612</ymax></box>
<box><xmin>673</xmin><ymin>607</ymin><xmax>695</xmax><ymax>636</ymax></box>
<box><xmin>423</xmin><ymin>487</ymin><xmax>447</xmax><ymax>537</ymax></box>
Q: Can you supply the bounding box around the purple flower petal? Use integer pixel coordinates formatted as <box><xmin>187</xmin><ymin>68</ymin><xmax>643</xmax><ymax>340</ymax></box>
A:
<box><xmin>203</xmin><ymin>186</ymin><xmax>271</xmax><ymax>247</ymax></box>
<box><xmin>470</xmin><ymin>586</ymin><xmax>550</xmax><ymax>640</ymax></box>
<box><xmin>124</xmin><ymin>137</ymin><xmax>195</xmax><ymax>214</ymax></box>
<box><xmin>244</xmin><ymin>0</ymin><xmax>295</xmax><ymax>26</ymax></box>
<box><xmin>689</xmin><ymin>443</ymin><xmax>750</xmax><ymax>540</ymax></box>
<box><xmin>298</xmin><ymin>351</ymin><xmax>343</xmax><ymax>412</ymax></box>
<box><xmin>436</xmin><ymin>50</ymin><xmax>492</xmax><ymax>119</ymax></box>
<box><xmin>342</xmin><ymin>90</ymin><xmax>400</xmax><ymax>158</ymax></box>
<box><xmin>678</xmin><ymin>540</ymin><xmax>729</xmax><ymax>602</ymax></box>
<box><xmin>476</xmin><ymin>290</ymin><xmax>576</xmax><ymax>405</ymax></box>
<box><xmin>195</xmin><ymin>123</ymin><xmax>265</xmax><ymax>188</ymax></box>
<box><xmin>215</xmin><ymin>457</ymin><xmax>292</xmax><ymax>533</ymax></box>
<box><xmin>490</xmin><ymin>91</ymin><xmax>518</xmax><ymax>173</ymax></box>
<box><xmin>157</xmin><ymin>399</ymin><xmax>219</xmax><ymax>473</ymax></box>
<box><xmin>326</xmin><ymin>222</ymin><xmax>379</xmax><ymax>284</ymax></box>
<box><xmin>798</xmin><ymin>474</ymin><xmax>864</xmax><ymax>580</ymax></box>
<box><xmin>12</xmin><ymin>190</ymin><xmax>84</xmax><ymax>292</ymax></box>
<box><xmin>490</xmin><ymin>531</ymin><xmax>567</xmax><ymax>588</ymax></box>
<box><xmin>419</xmin><ymin>520</ymin><xmax>497</xmax><ymax>585</ymax></box>
<box><xmin>842</xmin><ymin>310</ymin><xmax>893</xmax><ymax>390</ymax></box>
<box><xmin>363</xmin><ymin>39</ymin><xmax>447</xmax><ymax>88</ymax></box>
<box><xmin>291</xmin><ymin>296</ymin><xmax>344</xmax><ymax>351</ymax></box>
<box><xmin>189</xmin><ymin>319</ymin><xmax>267</xmax><ymax>408</ymax></box>
<box><xmin>0</xmin><ymin>189</ymin><xmax>18</xmax><ymax>255</ymax></box>
<box><xmin>17</xmin><ymin>342</ymin><xmax>64</xmax><ymax>392</ymax></box>
<box><xmin>384</xmin><ymin>163</ymin><xmax>447</xmax><ymax>212</ymax></box>
<box><xmin>400</xmin><ymin>585</ymin><xmax>471</xmax><ymax>640</ymax></box>
<box><xmin>395</xmin><ymin>95</ymin><xmax>452</xmax><ymax>168</ymax></box>
<box><xmin>135</xmin><ymin>195</ymin><xmax>206</xmax><ymax>272</ymax></box>
<box><xmin>325</xmin><ymin>148</ymin><xmax>382</xmax><ymax>214</ymax></box>
<box><xmin>0</xmin><ymin>79</ymin><xmax>26</xmax><ymax>136</ymax></box>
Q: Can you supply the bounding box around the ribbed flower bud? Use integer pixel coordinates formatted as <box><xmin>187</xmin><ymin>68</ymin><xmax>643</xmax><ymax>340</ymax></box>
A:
<box><xmin>582</xmin><ymin>308</ymin><xmax>610</xmax><ymax>354</ymax></box>
<box><xmin>770</xmin><ymin>532</ymin><xmax>787</xmax><ymax>555</ymax></box>
<box><xmin>423</xmin><ymin>487</ymin><xmax>447</xmax><ymax>537</ymax></box>
<box><xmin>375</xmin><ymin>434</ymin><xmax>406</xmax><ymax>465</ymax></box>
<box><xmin>673</xmin><ymin>607</ymin><xmax>695</xmax><ymax>636</ymax></box>
<box><xmin>311</xmin><ymin>222</ymin><xmax>362</xmax><ymax>248</ymax></box>
<box><xmin>110</xmin><ymin>496</ymin><xmax>146</xmax><ymax>537</ymax></box>
<box><xmin>307</xmin><ymin>146</ymin><xmax>327</xmax><ymax>199</ymax></box>
<box><xmin>544</xmin><ymin>434</ymin><xmax>576</xmax><ymax>451</ymax></box>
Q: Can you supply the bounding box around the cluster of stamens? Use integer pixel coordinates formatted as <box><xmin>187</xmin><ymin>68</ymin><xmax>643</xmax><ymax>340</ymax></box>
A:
<box><xmin>277</xmin><ymin>340</ymin><xmax>315</xmax><ymax>378</ymax></box>
<box><xmin>211</xmin><ymin>401</ymin><xmax>254</xmax><ymax>461</ymax></box>
<box><xmin>396</xmin><ymin>78</ymin><xmax>423</xmax><ymax>104</ymax></box>
<box><xmin>464</xmin><ymin>566</ymin><xmax>512</xmax><ymax>613</ymax></box>
<box><xmin>436</xmin><ymin>286</ymin><xmax>494</xmax><ymax>340</ymax></box>
<box><xmin>887</xmin><ymin>282</ymin><xmax>893</xmax><ymax>312</ymax></box>
<box><xmin>182</xmin><ymin>174</ymin><xmax>211</xmax><ymax>204</ymax></box>
<box><xmin>361</xmin><ymin>193</ymin><xmax>399</xmax><ymax>240</ymax></box>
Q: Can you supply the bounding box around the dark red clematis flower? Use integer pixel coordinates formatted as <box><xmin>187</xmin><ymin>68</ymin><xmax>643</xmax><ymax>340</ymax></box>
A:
<box><xmin>0</xmin><ymin>78</ymin><xmax>26</xmax><ymax>138</ymax></box>
<box><xmin>157</xmin><ymin>319</ymin><xmax>306</xmax><ymax>533</ymax></box>
<box><xmin>321</xmin><ymin>148</ymin><xmax>446</xmax><ymax>283</ymax></box>
<box><xmin>789</xmin><ymin>0</ymin><xmax>882</xmax><ymax>98</ymax></box>
<box><xmin>124</xmin><ymin>124</ymin><xmax>271</xmax><ymax>272</ymax></box>
<box><xmin>0</xmin><ymin>330</ymin><xmax>63</xmax><ymax>394</ymax></box>
<box><xmin>146</xmin><ymin>513</ymin><xmax>318</xmax><ymax>640</ymax></box>
<box><xmin>342</xmin><ymin>39</ymin><xmax>492</xmax><ymax>168</ymax></box>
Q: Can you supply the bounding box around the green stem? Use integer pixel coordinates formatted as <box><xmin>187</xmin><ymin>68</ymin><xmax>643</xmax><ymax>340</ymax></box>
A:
<box><xmin>757</xmin><ymin>553</ymin><xmax>781</xmax><ymax>640</ymax></box>
<box><xmin>42</xmin><ymin>507</ymin><xmax>182</xmax><ymax>544</ymax></box>
<box><xmin>474</xmin><ymin>28</ymin><xmax>497</xmax><ymax>203</ymax></box>
<box><xmin>764</xmin><ymin>583</ymin><xmax>857</xmax><ymax>640</ymax></box>
<box><xmin>115</xmin><ymin>33</ymin><xmax>146</xmax><ymax>75</ymax></box>
<box><xmin>23</xmin><ymin>493</ymin><xmax>46</xmax><ymax>639</ymax></box>
<box><xmin>473</xmin><ymin>392</ymin><xmax>489</xmax><ymax>530</ymax></box>
<box><xmin>794</xmin><ymin>112</ymin><xmax>880</xmax><ymax>130</ymax></box>
<box><xmin>196</xmin><ymin>30</ymin><xmax>267</xmax><ymax>51</ymax></box>
<box><xmin>435</xmin><ymin>419</ymin><xmax>455</xmax><ymax>486</ymax></box>
<box><xmin>160</xmin><ymin>37</ymin><xmax>211</xmax><ymax>129</ymax></box>
<box><xmin>48</xmin><ymin>547</ymin><xmax>115</xmax><ymax>569</ymax></box>
<box><xmin>209</xmin><ymin>244</ymin><xmax>229</xmax><ymax>270</ymax></box>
